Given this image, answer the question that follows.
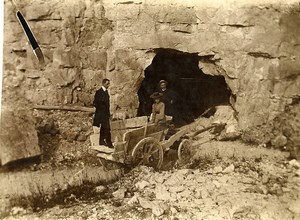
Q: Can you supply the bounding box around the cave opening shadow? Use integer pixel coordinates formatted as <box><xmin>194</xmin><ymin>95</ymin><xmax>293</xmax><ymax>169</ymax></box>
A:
<box><xmin>137</xmin><ymin>49</ymin><xmax>232</xmax><ymax>126</ymax></box>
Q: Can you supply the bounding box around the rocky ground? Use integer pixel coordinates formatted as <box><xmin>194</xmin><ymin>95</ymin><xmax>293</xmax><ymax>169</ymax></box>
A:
<box><xmin>32</xmin><ymin>109</ymin><xmax>100</xmax><ymax>170</ymax></box>
<box><xmin>1</xmin><ymin>107</ymin><xmax>300</xmax><ymax>219</ymax></box>
<box><xmin>3</xmin><ymin>141</ymin><xmax>300</xmax><ymax>220</ymax></box>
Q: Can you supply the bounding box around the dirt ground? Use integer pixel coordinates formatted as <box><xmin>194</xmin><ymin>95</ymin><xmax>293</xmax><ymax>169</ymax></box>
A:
<box><xmin>3</xmin><ymin>138</ymin><xmax>300</xmax><ymax>220</ymax></box>
<box><xmin>1</xmin><ymin>108</ymin><xmax>299</xmax><ymax>219</ymax></box>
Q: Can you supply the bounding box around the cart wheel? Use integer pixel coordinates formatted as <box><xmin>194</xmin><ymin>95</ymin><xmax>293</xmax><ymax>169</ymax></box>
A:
<box><xmin>178</xmin><ymin>139</ymin><xmax>192</xmax><ymax>163</ymax></box>
<box><xmin>132</xmin><ymin>137</ymin><xmax>164</xmax><ymax>169</ymax></box>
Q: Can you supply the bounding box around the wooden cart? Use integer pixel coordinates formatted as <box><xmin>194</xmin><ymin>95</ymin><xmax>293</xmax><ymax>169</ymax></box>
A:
<box><xmin>90</xmin><ymin>116</ymin><xmax>225</xmax><ymax>169</ymax></box>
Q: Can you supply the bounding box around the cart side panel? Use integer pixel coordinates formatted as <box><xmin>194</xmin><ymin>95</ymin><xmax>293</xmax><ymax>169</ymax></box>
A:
<box><xmin>110</xmin><ymin>116</ymin><xmax>148</xmax><ymax>130</ymax></box>
<box><xmin>110</xmin><ymin>116</ymin><xmax>148</xmax><ymax>142</ymax></box>
<box><xmin>123</xmin><ymin>124</ymin><xmax>164</xmax><ymax>155</ymax></box>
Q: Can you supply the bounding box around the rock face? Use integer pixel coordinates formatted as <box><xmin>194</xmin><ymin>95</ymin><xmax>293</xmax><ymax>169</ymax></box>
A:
<box><xmin>2</xmin><ymin>1</ymin><xmax>300</xmax><ymax>140</ymax></box>
<box><xmin>0</xmin><ymin>106</ymin><xmax>40</xmax><ymax>165</ymax></box>
<box><xmin>242</xmin><ymin>99</ymin><xmax>300</xmax><ymax>159</ymax></box>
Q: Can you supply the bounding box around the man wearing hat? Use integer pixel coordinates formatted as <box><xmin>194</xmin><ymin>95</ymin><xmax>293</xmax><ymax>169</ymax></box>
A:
<box><xmin>158</xmin><ymin>80</ymin><xmax>179</xmax><ymax>124</ymax></box>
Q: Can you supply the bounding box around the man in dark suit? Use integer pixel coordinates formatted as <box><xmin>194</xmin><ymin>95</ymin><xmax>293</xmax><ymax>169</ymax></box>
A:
<box><xmin>158</xmin><ymin>80</ymin><xmax>192</xmax><ymax>126</ymax></box>
<box><xmin>93</xmin><ymin>79</ymin><xmax>113</xmax><ymax>148</ymax></box>
<box><xmin>158</xmin><ymin>80</ymin><xmax>180</xmax><ymax>124</ymax></box>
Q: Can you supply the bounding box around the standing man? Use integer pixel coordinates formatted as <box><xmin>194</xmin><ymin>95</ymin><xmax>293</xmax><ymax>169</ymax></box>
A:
<box><xmin>93</xmin><ymin>79</ymin><xmax>113</xmax><ymax>148</ymax></box>
<box><xmin>158</xmin><ymin>80</ymin><xmax>179</xmax><ymax>123</ymax></box>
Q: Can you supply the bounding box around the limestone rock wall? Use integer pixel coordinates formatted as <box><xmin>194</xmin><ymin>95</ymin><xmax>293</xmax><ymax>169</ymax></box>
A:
<box><xmin>2</xmin><ymin>0</ymin><xmax>300</xmax><ymax>130</ymax></box>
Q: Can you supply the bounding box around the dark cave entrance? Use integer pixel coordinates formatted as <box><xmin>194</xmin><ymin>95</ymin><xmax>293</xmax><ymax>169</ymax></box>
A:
<box><xmin>137</xmin><ymin>49</ymin><xmax>232</xmax><ymax>126</ymax></box>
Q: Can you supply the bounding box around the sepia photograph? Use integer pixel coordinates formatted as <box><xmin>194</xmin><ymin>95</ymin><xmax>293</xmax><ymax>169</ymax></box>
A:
<box><xmin>0</xmin><ymin>0</ymin><xmax>299</xmax><ymax>219</ymax></box>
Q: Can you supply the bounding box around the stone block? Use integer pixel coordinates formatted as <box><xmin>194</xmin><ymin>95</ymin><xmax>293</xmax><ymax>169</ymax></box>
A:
<box><xmin>24</xmin><ymin>3</ymin><xmax>51</xmax><ymax>21</ymax></box>
<box><xmin>196</xmin><ymin>175</ymin><xmax>206</xmax><ymax>183</ymax></box>
<box><xmin>56</xmin><ymin>87</ymin><xmax>73</xmax><ymax>104</ymax></box>
<box><xmin>169</xmin><ymin>186</ymin><xmax>185</xmax><ymax>193</ymax></box>
<box><xmin>112</xmin><ymin>33</ymin><xmax>159</xmax><ymax>50</ymax></box>
<box><xmin>223</xmin><ymin>164</ymin><xmax>235</xmax><ymax>173</ymax></box>
<box><xmin>25</xmin><ymin>46</ymin><xmax>41</xmax><ymax>70</ymax></box>
<box><xmin>83</xmin><ymin>1</ymin><xmax>95</xmax><ymax>18</ymax></box>
<box><xmin>195</xmin><ymin>7</ymin><xmax>219</xmax><ymax>24</ymax></box>
<box><xmin>278</xmin><ymin>57</ymin><xmax>300</xmax><ymax>79</ymax></box>
<box><xmin>88</xmin><ymin>50</ymin><xmax>107</xmax><ymax>70</ymax></box>
<box><xmin>152</xmin><ymin>203</ymin><xmax>165</xmax><ymax>217</ymax></box>
<box><xmin>164</xmin><ymin>174</ymin><xmax>184</xmax><ymax>186</ymax></box>
<box><xmin>271</xmin><ymin>134</ymin><xmax>288</xmax><ymax>148</ymax></box>
<box><xmin>289</xmin><ymin>159</ymin><xmax>300</xmax><ymax>169</ymax></box>
<box><xmin>135</xmin><ymin>180</ymin><xmax>150</xmax><ymax>190</ymax></box>
<box><xmin>53</xmin><ymin>48</ymin><xmax>77</xmax><ymax>68</ymax></box>
<box><xmin>178</xmin><ymin>189</ymin><xmax>192</xmax><ymax>198</ymax></box>
<box><xmin>76</xmin><ymin>92</ymin><xmax>93</xmax><ymax>106</ymax></box>
<box><xmin>95</xmin><ymin>185</ymin><xmax>107</xmax><ymax>193</ymax></box>
<box><xmin>171</xmin><ymin>23</ymin><xmax>195</xmax><ymax>34</ymax></box>
<box><xmin>155</xmin><ymin>184</ymin><xmax>171</xmax><ymax>201</ymax></box>
<box><xmin>82</xmin><ymin>69</ymin><xmax>105</xmax><ymax>91</ymax></box>
<box><xmin>114</xmin><ymin>4</ymin><xmax>140</xmax><ymax>20</ymax></box>
<box><xmin>4</xmin><ymin>0</ymin><xmax>18</xmax><ymax>22</ymax></box>
<box><xmin>58</xmin><ymin>0</ymin><xmax>86</xmax><ymax>19</ymax></box>
<box><xmin>213</xmin><ymin>166</ymin><xmax>223</xmax><ymax>173</ymax></box>
<box><xmin>24</xmin><ymin>81</ymin><xmax>57</xmax><ymax>104</ymax></box>
<box><xmin>44</xmin><ymin>68</ymin><xmax>77</xmax><ymax>87</ymax></box>
<box><xmin>138</xmin><ymin>197</ymin><xmax>166</xmax><ymax>217</ymax></box>
<box><xmin>94</xmin><ymin>2</ymin><xmax>105</xmax><ymax>19</ymax></box>
<box><xmin>113</xmin><ymin>49</ymin><xmax>141</xmax><ymax>70</ymax></box>
<box><xmin>201</xmin><ymin>188</ymin><xmax>210</xmax><ymax>199</ymax></box>
<box><xmin>177</xmin><ymin>169</ymin><xmax>193</xmax><ymax>176</ymax></box>
<box><xmin>4</xmin><ymin>22</ymin><xmax>24</xmax><ymax>44</ymax></box>
<box><xmin>157</xmin><ymin>6</ymin><xmax>197</xmax><ymax>24</ymax></box>
<box><xmin>214</xmin><ymin>7</ymin><xmax>254</xmax><ymax>27</ymax></box>
<box><xmin>100</xmin><ymin>30</ymin><xmax>114</xmax><ymax>49</ymax></box>
<box><xmin>289</xmin><ymin>201</ymin><xmax>300</xmax><ymax>214</ymax></box>
<box><xmin>62</xmin><ymin>28</ymin><xmax>75</xmax><ymax>46</ymax></box>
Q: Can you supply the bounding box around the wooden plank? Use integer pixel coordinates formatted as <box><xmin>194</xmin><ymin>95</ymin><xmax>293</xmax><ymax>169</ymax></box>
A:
<box><xmin>114</xmin><ymin>141</ymin><xmax>127</xmax><ymax>153</ymax></box>
<box><xmin>111</xmin><ymin>130</ymin><xmax>126</xmax><ymax>142</ymax></box>
<box><xmin>96</xmin><ymin>152</ymin><xmax>125</xmax><ymax>163</ymax></box>
<box><xmin>92</xmin><ymin>127</ymin><xmax>129</xmax><ymax>142</ymax></box>
<box><xmin>161</xmin><ymin>128</ymin><xmax>189</xmax><ymax>150</ymax></box>
<box><xmin>0</xmin><ymin>108</ymin><xmax>41</xmax><ymax>166</ymax></box>
<box><xmin>161</xmin><ymin>120</ymin><xmax>225</xmax><ymax>150</ymax></box>
<box><xmin>96</xmin><ymin>153</ymin><xmax>115</xmax><ymax>161</ymax></box>
<box><xmin>147</xmin><ymin>130</ymin><xmax>166</xmax><ymax>142</ymax></box>
<box><xmin>92</xmin><ymin>117</ymin><xmax>148</xmax><ymax>143</ymax></box>
<box><xmin>110</xmin><ymin>116</ymin><xmax>148</xmax><ymax>130</ymax></box>
<box><xmin>123</xmin><ymin>125</ymin><xmax>150</xmax><ymax>142</ymax></box>
<box><xmin>160</xmin><ymin>118</ymin><xmax>204</xmax><ymax>150</ymax></box>
<box><xmin>33</xmin><ymin>105</ymin><xmax>94</xmax><ymax>112</ymax></box>
<box><xmin>91</xmin><ymin>145</ymin><xmax>114</xmax><ymax>154</ymax></box>
<box><xmin>90</xmin><ymin>134</ymin><xmax>100</xmax><ymax>147</ymax></box>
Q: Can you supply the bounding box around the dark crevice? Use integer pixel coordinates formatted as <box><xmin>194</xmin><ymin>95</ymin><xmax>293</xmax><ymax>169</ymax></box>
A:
<box><xmin>117</xmin><ymin>1</ymin><xmax>136</xmax><ymax>4</ymax></box>
<box><xmin>173</xmin><ymin>30</ymin><xmax>191</xmax><ymax>34</ymax></box>
<box><xmin>291</xmin><ymin>95</ymin><xmax>300</xmax><ymax>105</ymax></box>
<box><xmin>28</xmin><ymin>18</ymin><xmax>63</xmax><ymax>21</ymax></box>
<box><xmin>137</xmin><ymin>49</ymin><xmax>232</xmax><ymax>126</ymax></box>
<box><xmin>218</xmin><ymin>23</ymin><xmax>254</xmax><ymax>28</ymax></box>
<box><xmin>247</xmin><ymin>52</ymin><xmax>276</xmax><ymax>59</ymax></box>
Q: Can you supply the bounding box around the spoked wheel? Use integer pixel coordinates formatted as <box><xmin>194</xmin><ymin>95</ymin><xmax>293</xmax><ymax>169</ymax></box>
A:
<box><xmin>132</xmin><ymin>137</ymin><xmax>164</xmax><ymax>169</ymax></box>
<box><xmin>178</xmin><ymin>139</ymin><xmax>193</xmax><ymax>163</ymax></box>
